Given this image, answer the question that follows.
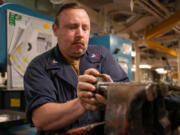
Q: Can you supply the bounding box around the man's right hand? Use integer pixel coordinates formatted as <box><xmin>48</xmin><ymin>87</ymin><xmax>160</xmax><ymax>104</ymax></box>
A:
<box><xmin>77</xmin><ymin>68</ymin><xmax>112</xmax><ymax>111</ymax></box>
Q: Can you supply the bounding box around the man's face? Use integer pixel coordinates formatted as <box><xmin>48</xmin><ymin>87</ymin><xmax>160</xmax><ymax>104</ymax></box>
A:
<box><xmin>53</xmin><ymin>8</ymin><xmax>90</xmax><ymax>60</ymax></box>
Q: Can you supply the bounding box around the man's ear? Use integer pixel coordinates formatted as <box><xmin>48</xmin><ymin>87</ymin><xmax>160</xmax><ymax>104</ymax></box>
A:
<box><xmin>52</xmin><ymin>23</ymin><xmax>58</xmax><ymax>37</ymax></box>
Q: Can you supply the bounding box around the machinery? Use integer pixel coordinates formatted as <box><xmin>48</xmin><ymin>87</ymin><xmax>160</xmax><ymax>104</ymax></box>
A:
<box><xmin>60</xmin><ymin>77</ymin><xmax>180</xmax><ymax>135</ymax></box>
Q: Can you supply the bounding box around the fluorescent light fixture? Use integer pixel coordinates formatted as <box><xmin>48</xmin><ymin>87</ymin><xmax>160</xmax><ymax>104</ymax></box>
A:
<box><xmin>132</xmin><ymin>64</ymin><xmax>152</xmax><ymax>71</ymax></box>
<box><xmin>139</xmin><ymin>64</ymin><xmax>152</xmax><ymax>69</ymax></box>
<box><xmin>131</xmin><ymin>51</ymin><xmax>136</xmax><ymax>57</ymax></box>
<box><xmin>155</xmin><ymin>68</ymin><xmax>167</xmax><ymax>74</ymax></box>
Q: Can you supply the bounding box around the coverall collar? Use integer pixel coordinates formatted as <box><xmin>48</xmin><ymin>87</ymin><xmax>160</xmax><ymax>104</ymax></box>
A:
<box><xmin>46</xmin><ymin>45</ymin><xmax>78</xmax><ymax>89</ymax></box>
<box><xmin>46</xmin><ymin>45</ymin><xmax>102</xmax><ymax>89</ymax></box>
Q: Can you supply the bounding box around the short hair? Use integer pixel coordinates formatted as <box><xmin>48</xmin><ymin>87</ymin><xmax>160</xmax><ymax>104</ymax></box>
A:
<box><xmin>54</xmin><ymin>2</ymin><xmax>86</xmax><ymax>26</ymax></box>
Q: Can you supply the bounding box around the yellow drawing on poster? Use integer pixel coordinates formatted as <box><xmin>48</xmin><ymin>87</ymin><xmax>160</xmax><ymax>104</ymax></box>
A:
<box><xmin>44</xmin><ymin>24</ymin><xmax>49</xmax><ymax>29</ymax></box>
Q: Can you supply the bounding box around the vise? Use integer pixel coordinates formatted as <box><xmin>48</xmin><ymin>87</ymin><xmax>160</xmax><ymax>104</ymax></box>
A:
<box><xmin>60</xmin><ymin>77</ymin><xmax>180</xmax><ymax>135</ymax></box>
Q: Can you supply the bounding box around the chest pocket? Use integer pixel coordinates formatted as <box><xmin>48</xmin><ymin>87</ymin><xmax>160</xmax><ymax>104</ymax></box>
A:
<box><xmin>47</xmin><ymin>69</ymin><xmax>77</xmax><ymax>103</ymax></box>
<box><xmin>80</xmin><ymin>54</ymin><xmax>103</xmax><ymax>74</ymax></box>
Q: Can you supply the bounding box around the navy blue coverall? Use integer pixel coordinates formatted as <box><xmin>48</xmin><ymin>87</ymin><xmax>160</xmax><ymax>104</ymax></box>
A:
<box><xmin>24</xmin><ymin>45</ymin><xmax>129</xmax><ymax>135</ymax></box>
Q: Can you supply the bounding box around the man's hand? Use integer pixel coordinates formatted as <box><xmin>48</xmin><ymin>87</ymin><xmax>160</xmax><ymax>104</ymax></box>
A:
<box><xmin>77</xmin><ymin>68</ymin><xmax>113</xmax><ymax>111</ymax></box>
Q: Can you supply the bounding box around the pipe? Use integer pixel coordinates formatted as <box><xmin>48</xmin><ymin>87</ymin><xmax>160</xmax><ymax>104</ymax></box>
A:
<box><xmin>151</xmin><ymin>0</ymin><xmax>180</xmax><ymax>33</ymax></box>
<box><xmin>136</xmin><ymin>0</ymin><xmax>162</xmax><ymax>19</ymax></box>
<box><xmin>174</xmin><ymin>28</ymin><xmax>180</xmax><ymax>34</ymax></box>
<box><xmin>154</xmin><ymin>34</ymin><xmax>180</xmax><ymax>43</ymax></box>
<box><xmin>143</xmin><ymin>0</ymin><xmax>164</xmax><ymax>18</ymax></box>
<box><xmin>145</xmin><ymin>11</ymin><xmax>180</xmax><ymax>56</ymax></box>
<box><xmin>151</xmin><ymin>0</ymin><xmax>170</xmax><ymax>15</ymax></box>
<box><xmin>175</xmin><ymin>0</ymin><xmax>180</xmax><ymax>10</ymax></box>
<box><xmin>137</xmin><ymin>0</ymin><xmax>180</xmax><ymax>56</ymax></box>
<box><xmin>145</xmin><ymin>11</ymin><xmax>180</xmax><ymax>40</ymax></box>
<box><xmin>146</xmin><ymin>40</ymin><xmax>178</xmax><ymax>56</ymax></box>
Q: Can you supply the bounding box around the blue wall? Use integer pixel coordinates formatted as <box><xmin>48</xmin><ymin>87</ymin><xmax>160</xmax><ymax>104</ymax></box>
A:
<box><xmin>89</xmin><ymin>34</ymin><xmax>132</xmax><ymax>80</ymax></box>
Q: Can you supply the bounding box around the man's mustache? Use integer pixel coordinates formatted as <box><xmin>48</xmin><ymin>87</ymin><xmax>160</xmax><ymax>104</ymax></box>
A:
<box><xmin>72</xmin><ymin>39</ymin><xmax>85</xmax><ymax>45</ymax></box>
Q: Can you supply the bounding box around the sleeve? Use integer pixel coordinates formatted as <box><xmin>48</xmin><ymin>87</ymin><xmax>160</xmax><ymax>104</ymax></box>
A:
<box><xmin>24</xmin><ymin>61</ymin><xmax>57</xmax><ymax>121</ymax></box>
<box><xmin>100</xmin><ymin>46</ymin><xmax>129</xmax><ymax>82</ymax></box>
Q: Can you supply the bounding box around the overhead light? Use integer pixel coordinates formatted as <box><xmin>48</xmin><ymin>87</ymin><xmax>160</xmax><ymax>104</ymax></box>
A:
<box><xmin>132</xmin><ymin>64</ymin><xmax>152</xmax><ymax>71</ymax></box>
<box><xmin>139</xmin><ymin>64</ymin><xmax>152</xmax><ymax>69</ymax></box>
<box><xmin>155</xmin><ymin>68</ymin><xmax>167</xmax><ymax>74</ymax></box>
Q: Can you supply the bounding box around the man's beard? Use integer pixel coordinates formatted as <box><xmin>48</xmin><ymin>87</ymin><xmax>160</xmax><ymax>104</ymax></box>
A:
<box><xmin>70</xmin><ymin>39</ymin><xmax>87</xmax><ymax>60</ymax></box>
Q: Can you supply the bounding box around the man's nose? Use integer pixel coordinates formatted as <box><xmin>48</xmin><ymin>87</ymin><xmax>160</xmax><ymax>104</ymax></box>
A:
<box><xmin>76</xmin><ymin>27</ymin><xmax>83</xmax><ymax>37</ymax></box>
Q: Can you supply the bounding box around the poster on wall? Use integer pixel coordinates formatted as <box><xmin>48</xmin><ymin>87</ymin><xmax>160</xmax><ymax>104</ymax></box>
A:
<box><xmin>7</xmin><ymin>9</ymin><xmax>57</xmax><ymax>88</ymax></box>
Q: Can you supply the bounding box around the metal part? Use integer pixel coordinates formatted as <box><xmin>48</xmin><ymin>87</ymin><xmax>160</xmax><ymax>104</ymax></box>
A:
<box><xmin>58</xmin><ymin>122</ymin><xmax>104</xmax><ymax>135</ymax></box>
<box><xmin>93</xmin><ymin>75</ymin><xmax>113</xmax><ymax>97</ymax></box>
<box><xmin>104</xmin><ymin>82</ymin><xmax>171</xmax><ymax>135</ymax></box>
<box><xmin>94</xmin><ymin>77</ymin><xmax>180</xmax><ymax>135</ymax></box>
<box><xmin>60</xmin><ymin>77</ymin><xmax>180</xmax><ymax>135</ymax></box>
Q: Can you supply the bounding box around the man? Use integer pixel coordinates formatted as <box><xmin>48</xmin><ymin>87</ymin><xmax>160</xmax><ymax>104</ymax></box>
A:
<box><xmin>24</xmin><ymin>2</ymin><xmax>129</xmax><ymax>135</ymax></box>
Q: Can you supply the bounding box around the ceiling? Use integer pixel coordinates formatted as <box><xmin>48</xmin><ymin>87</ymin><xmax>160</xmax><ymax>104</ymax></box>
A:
<box><xmin>3</xmin><ymin>0</ymin><xmax>180</xmax><ymax>71</ymax></box>
<box><xmin>76</xmin><ymin>0</ymin><xmax>180</xmax><ymax>70</ymax></box>
<box><xmin>76</xmin><ymin>0</ymin><xmax>180</xmax><ymax>71</ymax></box>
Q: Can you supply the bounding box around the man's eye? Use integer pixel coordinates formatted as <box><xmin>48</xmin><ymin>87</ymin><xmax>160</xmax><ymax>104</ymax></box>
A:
<box><xmin>69</xmin><ymin>25</ymin><xmax>77</xmax><ymax>29</ymax></box>
<box><xmin>83</xmin><ymin>26</ymin><xmax>89</xmax><ymax>31</ymax></box>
